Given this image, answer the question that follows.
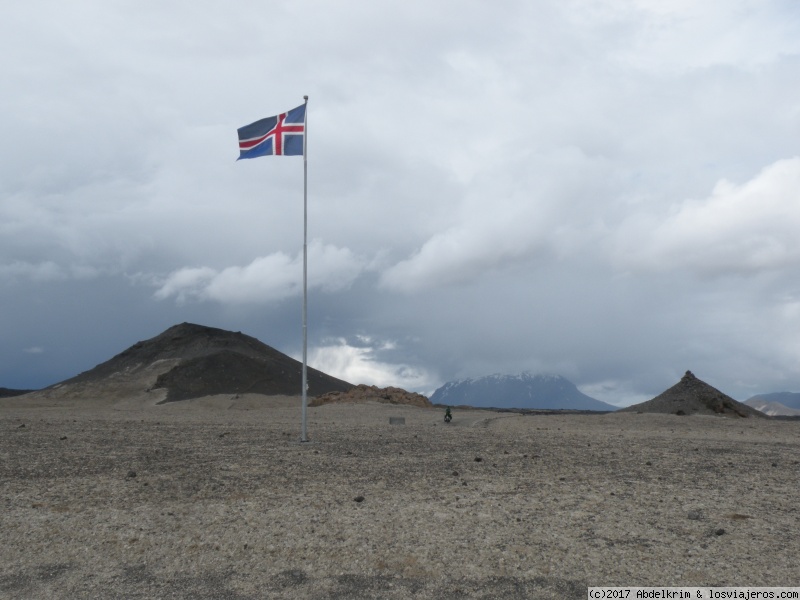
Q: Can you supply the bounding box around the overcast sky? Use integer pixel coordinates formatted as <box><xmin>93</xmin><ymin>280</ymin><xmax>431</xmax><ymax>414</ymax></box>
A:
<box><xmin>2</xmin><ymin>0</ymin><xmax>800</xmax><ymax>406</ymax></box>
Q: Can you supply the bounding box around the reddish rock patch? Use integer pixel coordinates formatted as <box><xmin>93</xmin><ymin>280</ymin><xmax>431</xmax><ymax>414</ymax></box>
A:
<box><xmin>311</xmin><ymin>384</ymin><xmax>432</xmax><ymax>408</ymax></box>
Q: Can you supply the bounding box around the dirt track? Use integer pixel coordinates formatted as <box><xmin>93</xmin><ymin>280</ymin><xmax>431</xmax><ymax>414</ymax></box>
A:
<box><xmin>1</xmin><ymin>396</ymin><xmax>799</xmax><ymax>598</ymax></box>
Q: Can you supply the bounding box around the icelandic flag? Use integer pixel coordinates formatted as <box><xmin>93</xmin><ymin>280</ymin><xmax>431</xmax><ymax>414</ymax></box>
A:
<box><xmin>237</xmin><ymin>104</ymin><xmax>305</xmax><ymax>159</ymax></box>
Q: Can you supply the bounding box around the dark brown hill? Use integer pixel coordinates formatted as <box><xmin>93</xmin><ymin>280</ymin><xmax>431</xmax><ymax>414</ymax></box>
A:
<box><xmin>46</xmin><ymin>322</ymin><xmax>354</xmax><ymax>403</ymax></box>
<box><xmin>619</xmin><ymin>370</ymin><xmax>766</xmax><ymax>418</ymax></box>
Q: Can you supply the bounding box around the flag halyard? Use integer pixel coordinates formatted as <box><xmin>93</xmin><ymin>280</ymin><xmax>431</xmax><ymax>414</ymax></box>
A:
<box><xmin>237</xmin><ymin>104</ymin><xmax>306</xmax><ymax>159</ymax></box>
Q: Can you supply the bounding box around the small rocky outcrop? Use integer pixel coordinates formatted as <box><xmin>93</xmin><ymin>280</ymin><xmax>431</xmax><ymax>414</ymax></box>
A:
<box><xmin>310</xmin><ymin>384</ymin><xmax>432</xmax><ymax>408</ymax></box>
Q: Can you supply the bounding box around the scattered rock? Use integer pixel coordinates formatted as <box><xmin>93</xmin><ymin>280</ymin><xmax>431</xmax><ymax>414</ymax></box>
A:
<box><xmin>474</xmin><ymin>457</ymin><xmax>483</xmax><ymax>463</ymax></box>
<box><xmin>127</xmin><ymin>470</ymin><xmax>137</xmax><ymax>478</ymax></box>
<box><xmin>18</xmin><ymin>424</ymin><xmax>26</xmax><ymax>428</ymax></box>
<box><xmin>59</xmin><ymin>436</ymin><xmax>68</xmax><ymax>440</ymax></box>
<box><xmin>2</xmin><ymin>404</ymin><xmax>796</xmax><ymax>591</ymax></box>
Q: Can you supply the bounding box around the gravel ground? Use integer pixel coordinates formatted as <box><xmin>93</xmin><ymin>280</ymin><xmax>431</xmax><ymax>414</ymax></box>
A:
<box><xmin>1</xmin><ymin>396</ymin><xmax>799</xmax><ymax>599</ymax></box>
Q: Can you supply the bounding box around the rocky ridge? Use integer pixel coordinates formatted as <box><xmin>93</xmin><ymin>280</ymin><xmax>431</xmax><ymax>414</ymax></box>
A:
<box><xmin>311</xmin><ymin>384</ymin><xmax>432</xmax><ymax>408</ymax></box>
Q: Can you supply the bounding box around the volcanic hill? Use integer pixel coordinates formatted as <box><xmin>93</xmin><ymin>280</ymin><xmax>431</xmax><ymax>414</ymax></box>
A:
<box><xmin>32</xmin><ymin>323</ymin><xmax>354</xmax><ymax>403</ymax></box>
<box><xmin>619</xmin><ymin>370</ymin><xmax>766</xmax><ymax>418</ymax></box>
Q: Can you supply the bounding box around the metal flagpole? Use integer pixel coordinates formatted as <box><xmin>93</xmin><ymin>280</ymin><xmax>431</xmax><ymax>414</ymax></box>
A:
<box><xmin>301</xmin><ymin>95</ymin><xmax>309</xmax><ymax>443</ymax></box>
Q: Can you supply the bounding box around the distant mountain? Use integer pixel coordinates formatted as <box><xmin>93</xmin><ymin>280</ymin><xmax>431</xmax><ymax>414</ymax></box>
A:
<box><xmin>743</xmin><ymin>397</ymin><xmax>800</xmax><ymax>417</ymax></box>
<box><xmin>31</xmin><ymin>323</ymin><xmax>354</xmax><ymax>403</ymax></box>
<box><xmin>429</xmin><ymin>372</ymin><xmax>616</xmax><ymax>411</ymax></box>
<box><xmin>619</xmin><ymin>370</ymin><xmax>765</xmax><ymax>418</ymax></box>
<box><xmin>745</xmin><ymin>392</ymin><xmax>800</xmax><ymax>410</ymax></box>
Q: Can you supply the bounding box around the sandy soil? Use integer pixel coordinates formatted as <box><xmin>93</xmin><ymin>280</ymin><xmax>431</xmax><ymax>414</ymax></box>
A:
<box><xmin>1</xmin><ymin>395</ymin><xmax>799</xmax><ymax>599</ymax></box>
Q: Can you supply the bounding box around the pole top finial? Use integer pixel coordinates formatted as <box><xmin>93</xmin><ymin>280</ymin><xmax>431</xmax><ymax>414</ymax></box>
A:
<box><xmin>303</xmin><ymin>95</ymin><xmax>309</xmax><ymax>101</ymax></box>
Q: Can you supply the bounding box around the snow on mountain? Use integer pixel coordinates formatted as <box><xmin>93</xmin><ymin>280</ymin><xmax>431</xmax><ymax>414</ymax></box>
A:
<box><xmin>430</xmin><ymin>372</ymin><xmax>616</xmax><ymax>411</ymax></box>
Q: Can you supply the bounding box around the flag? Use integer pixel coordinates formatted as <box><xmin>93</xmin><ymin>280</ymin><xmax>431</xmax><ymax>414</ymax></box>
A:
<box><xmin>237</xmin><ymin>104</ymin><xmax>306</xmax><ymax>160</ymax></box>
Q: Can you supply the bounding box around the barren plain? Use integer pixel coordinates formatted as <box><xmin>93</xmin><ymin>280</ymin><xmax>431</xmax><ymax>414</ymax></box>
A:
<box><xmin>1</xmin><ymin>395</ymin><xmax>799</xmax><ymax>599</ymax></box>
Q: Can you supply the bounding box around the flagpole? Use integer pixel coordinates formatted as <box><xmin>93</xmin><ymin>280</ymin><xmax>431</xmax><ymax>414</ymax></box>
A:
<box><xmin>301</xmin><ymin>94</ymin><xmax>309</xmax><ymax>443</ymax></box>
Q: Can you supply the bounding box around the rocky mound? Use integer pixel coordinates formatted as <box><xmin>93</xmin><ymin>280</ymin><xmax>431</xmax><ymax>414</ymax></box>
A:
<box><xmin>619</xmin><ymin>370</ymin><xmax>766</xmax><ymax>418</ymax></box>
<box><xmin>311</xmin><ymin>384</ymin><xmax>432</xmax><ymax>408</ymax></box>
<box><xmin>37</xmin><ymin>323</ymin><xmax>354</xmax><ymax>403</ymax></box>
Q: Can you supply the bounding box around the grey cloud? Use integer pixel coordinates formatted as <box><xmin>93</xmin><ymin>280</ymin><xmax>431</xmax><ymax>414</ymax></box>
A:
<box><xmin>3</xmin><ymin>0</ymin><xmax>800</xmax><ymax>406</ymax></box>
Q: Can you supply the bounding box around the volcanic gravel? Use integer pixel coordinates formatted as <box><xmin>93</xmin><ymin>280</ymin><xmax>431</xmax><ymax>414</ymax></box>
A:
<box><xmin>1</xmin><ymin>396</ymin><xmax>799</xmax><ymax>599</ymax></box>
